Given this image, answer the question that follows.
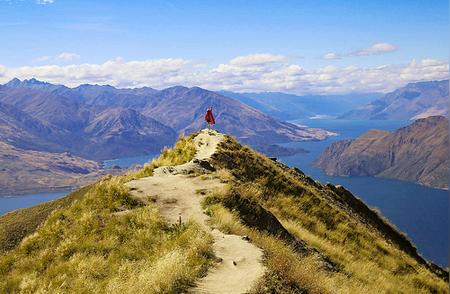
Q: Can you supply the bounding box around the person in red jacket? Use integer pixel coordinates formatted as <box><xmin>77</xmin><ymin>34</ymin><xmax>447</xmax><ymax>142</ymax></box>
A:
<box><xmin>204</xmin><ymin>106</ymin><xmax>215</xmax><ymax>129</ymax></box>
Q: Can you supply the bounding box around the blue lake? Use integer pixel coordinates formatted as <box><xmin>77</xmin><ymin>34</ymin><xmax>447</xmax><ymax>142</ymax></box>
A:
<box><xmin>1</xmin><ymin>119</ymin><xmax>447</xmax><ymax>267</ymax></box>
<box><xmin>0</xmin><ymin>191</ymin><xmax>70</xmax><ymax>216</ymax></box>
<box><xmin>0</xmin><ymin>153</ymin><xmax>160</xmax><ymax>216</ymax></box>
<box><xmin>103</xmin><ymin>153</ymin><xmax>158</xmax><ymax>169</ymax></box>
<box><xmin>280</xmin><ymin>119</ymin><xmax>449</xmax><ymax>267</ymax></box>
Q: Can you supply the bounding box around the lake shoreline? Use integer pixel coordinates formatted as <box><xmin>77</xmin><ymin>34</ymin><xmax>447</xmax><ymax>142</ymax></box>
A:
<box><xmin>0</xmin><ymin>187</ymin><xmax>74</xmax><ymax>198</ymax></box>
<box><xmin>313</xmin><ymin>171</ymin><xmax>449</xmax><ymax>191</ymax></box>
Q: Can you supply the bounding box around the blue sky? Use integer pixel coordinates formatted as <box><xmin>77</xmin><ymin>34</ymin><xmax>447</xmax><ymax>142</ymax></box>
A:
<box><xmin>0</xmin><ymin>0</ymin><xmax>448</xmax><ymax>94</ymax></box>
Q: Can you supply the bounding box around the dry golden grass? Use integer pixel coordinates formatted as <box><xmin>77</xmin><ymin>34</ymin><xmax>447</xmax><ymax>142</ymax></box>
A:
<box><xmin>0</xmin><ymin>186</ymin><xmax>91</xmax><ymax>253</ymax></box>
<box><xmin>206</xmin><ymin>204</ymin><xmax>368</xmax><ymax>294</ymax></box>
<box><xmin>0</xmin><ymin>175</ymin><xmax>214</xmax><ymax>293</ymax></box>
<box><xmin>1</xmin><ymin>132</ymin><xmax>448</xmax><ymax>293</ymax></box>
<box><xmin>130</xmin><ymin>133</ymin><xmax>197</xmax><ymax>180</ymax></box>
<box><xmin>0</xmin><ymin>134</ymin><xmax>213</xmax><ymax>294</ymax></box>
<box><xmin>213</xmin><ymin>168</ymin><xmax>235</xmax><ymax>183</ymax></box>
<box><xmin>209</xmin><ymin>135</ymin><xmax>448</xmax><ymax>293</ymax></box>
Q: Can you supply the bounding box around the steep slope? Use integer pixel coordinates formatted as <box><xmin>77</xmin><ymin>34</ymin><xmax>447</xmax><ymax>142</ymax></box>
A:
<box><xmin>315</xmin><ymin>116</ymin><xmax>449</xmax><ymax>189</ymax></box>
<box><xmin>0</xmin><ymin>86</ymin><xmax>88</xmax><ymax>132</ymax></box>
<box><xmin>208</xmin><ymin>133</ymin><xmax>448</xmax><ymax>291</ymax></box>
<box><xmin>144</xmin><ymin>86</ymin><xmax>332</xmax><ymax>144</ymax></box>
<box><xmin>0</xmin><ymin>186</ymin><xmax>91</xmax><ymax>252</ymax></box>
<box><xmin>0</xmin><ymin>101</ymin><xmax>67</xmax><ymax>152</ymax></box>
<box><xmin>83</xmin><ymin>108</ymin><xmax>176</xmax><ymax>159</ymax></box>
<box><xmin>0</xmin><ymin>81</ymin><xmax>176</xmax><ymax>159</ymax></box>
<box><xmin>0</xmin><ymin>141</ymin><xmax>104</xmax><ymax>195</ymax></box>
<box><xmin>0</xmin><ymin>131</ymin><xmax>447</xmax><ymax>293</ymax></box>
<box><xmin>340</xmin><ymin>80</ymin><xmax>449</xmax><ymax>120</ymax></box>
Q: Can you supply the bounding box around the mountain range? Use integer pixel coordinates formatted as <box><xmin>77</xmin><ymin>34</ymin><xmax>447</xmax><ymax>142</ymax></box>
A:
<box><xmin>220</xmin><ymin>90</ymin><xmax>381</xmax><ymax>120</ymax></box>
<box><xmin>339</xmin><ymin>80</ymin><xmax>449</xmax><ymax>120</ymax></box>
<box><xmin>314</xmin><ymin>116</ymin><xmax>449</xmax><ymax>189</ymax></box>
<box><xmin>0</xmin><ymin>78</ymin><xmax>332</xmax><ymax>160</ymax></box>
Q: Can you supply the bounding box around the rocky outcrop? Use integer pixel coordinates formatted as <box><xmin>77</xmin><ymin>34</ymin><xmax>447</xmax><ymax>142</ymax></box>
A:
<box><xmin>315</xmin><ymin>116</ymin><xmax>449</xmax><ymax>189</ymax></box>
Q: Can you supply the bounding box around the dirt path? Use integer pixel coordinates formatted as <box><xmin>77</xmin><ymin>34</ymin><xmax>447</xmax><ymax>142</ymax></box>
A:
<box><xmin>126</xmin><ymin>129</ymin><xmax>265</xmax><ymax>294</ymax></box>
<box><xmin>195</xmin><ymin>230</ymin><xmax>264</xmax><ymax>294</ymax></box>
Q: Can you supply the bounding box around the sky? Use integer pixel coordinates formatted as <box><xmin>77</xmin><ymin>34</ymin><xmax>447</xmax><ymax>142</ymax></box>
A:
<box><xmin>0</xmin><ymin>0</ymin><xmax>448</xmax><ymax>94</ymax></box>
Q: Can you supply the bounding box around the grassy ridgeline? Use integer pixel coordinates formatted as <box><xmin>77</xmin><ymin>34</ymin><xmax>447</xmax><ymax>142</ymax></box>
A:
<box><xmin>0</xmin><ymin>132</ymin><xmax>448</xmax><ymax>293</ymax></box>
<box><xmin>0</xmin><ymin>134</ymin><xmax>212</xmax><ymax>293</ymax></box>
<box><xmin>206</xmin><ymin>135</ymin><xmax>448</xmax><ymax>293</ymax></box>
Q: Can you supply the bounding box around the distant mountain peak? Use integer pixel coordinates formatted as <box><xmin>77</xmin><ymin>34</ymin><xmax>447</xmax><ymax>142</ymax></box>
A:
<box><xmin>74</xmin><ymin>83</ymin><xmax>118</xmax><ymax>91</ymax></box>
<box><xmin>4</xmin><ymin>77</ymin><xmax>65</xmax><ymax>92</ymax></box>
<box><xmin>5</xmin><ymin>78</ymin><xmax>22</xmax><ymax>87</ymax></box>
<box><xmin>340</xmin><ymin>80</ymin><xmax>449</xmax><ymax>120</ymax></box>
<box><xmin>24</xmin><ymin>78</ymin><xmax>47</xmax><ymax>84</ymax></box>
<box><xmin>161</xmin><ymin>85</ymin><xmax>190</xmax><ymax>93</ymax></box>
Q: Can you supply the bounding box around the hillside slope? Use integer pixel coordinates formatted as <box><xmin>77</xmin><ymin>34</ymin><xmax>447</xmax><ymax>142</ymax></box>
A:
<box><xmin>315</xmin><ymin>116</ymin><xmax>449</xmax><ymax>189</ymax></box>
<box><xmin>0</xmin><ymin>101</ymin><xmax>69</xmax><ymax>153</ymax></box>
<box><xmin>0</xmin><ymin>131</ymin><xmax>447</xmax><ymax>293</ymax></box>
<box><xmin>143</xmin><ymin>86</ymin><xmax>332</xmax><ymax>144</ymax></box>
<box><xmin>340</xmin><ymin>80</ymin><xmax>449</xmax><ymax>120</ymax></box>
<box><xmin>0</xmin><ymin>141</ymin><xmax>107</xmax><ymax>196</ymax></box>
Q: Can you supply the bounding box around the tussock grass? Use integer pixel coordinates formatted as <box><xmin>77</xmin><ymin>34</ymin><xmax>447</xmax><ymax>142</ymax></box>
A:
<box><xmin>2</xmin><ymin>132</ymin><xmax>447</xmax><ymax>293</ymax></box>
<box><xmin>130</xmin><ymin>133</ymin><xmax>197</xmax><ymax>180</ymax></box>
<box><xmin>213</xmin><ymin>168</ymin><xmax>234</xmax><ymax>183</ymax></box>
<box><xmin>209</xmin><ymin>135</ymin><xmax>448</xmax><ymax>293</ymax></box>
<box><xmin>0</xmin><ymin>133</ymin><xmax>214</xmax><ymax>293</ymax></box>
<box><xmin>0</xmin><ymin>186</ymin><xmax>90</xmax><ymax>253</ymax></box>
<box><xmin>206</xmin><ymin>204</ymin><xmax>366</xmax><ymax>294</ymax></box>
<box><xmin>0</xmin><ymin>176</ymin><xmax>213</xmax><ymax>293</ymax></box>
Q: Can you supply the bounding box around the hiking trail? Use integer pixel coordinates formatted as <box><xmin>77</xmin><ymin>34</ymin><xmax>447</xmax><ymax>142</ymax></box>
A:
<box><xmin>126</xmin><ymin>129</ymin><xmax>265</xmax><ymax>294</ymax></box>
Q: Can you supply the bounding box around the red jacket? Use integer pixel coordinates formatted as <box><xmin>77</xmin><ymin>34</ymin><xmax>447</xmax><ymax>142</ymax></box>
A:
<box><xmin>205</xmin><ymin>109</ymin><xmax>215</xmax><ymax>124</ymax></box>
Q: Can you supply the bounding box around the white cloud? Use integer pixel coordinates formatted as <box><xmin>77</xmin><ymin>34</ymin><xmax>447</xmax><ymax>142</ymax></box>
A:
<box><xmin>31</xmin><ymin>52</ymin><xmax>80</xmax><ymax>64</ymax></box>
<box><xmin>229</xmin><ymin>54</ymin><xmax>287</xmax><ymax>66</ymax></box>
<box><xmin>57</xmin><ymin>52</ymin><xmax>80</xmax><ymax>61</ymax></box>
<box><xmin>36</xmin><ymin>0</ymin><xmax>54</xmax><ymax>4</ymax></box>
<box><xmin>0</xmin><ymin>55</ymin><xmax>447</xmax><ymax>95</ymax></box>
<box><xmin>353</xmin><ymin>42</ymin><xmax>398</xmax><ymax>56</ymax></box>
<box><xmin>322</xmin><ymin>52</ymin><xmax>341</xmax><ymax>60</ymax></box>
<box><xmin>322</xmin><ymin>42</ymin><xmax>399</xmax><ymax>60</ymax></box>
